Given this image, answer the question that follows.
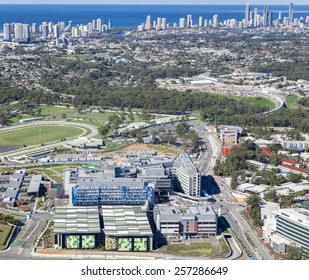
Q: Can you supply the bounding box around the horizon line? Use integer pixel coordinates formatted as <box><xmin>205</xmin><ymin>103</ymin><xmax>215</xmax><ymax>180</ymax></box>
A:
<box><xmin>0</xmin><ymin>3</ymin><xmax>304</xmax><ymax>5</ymax></box>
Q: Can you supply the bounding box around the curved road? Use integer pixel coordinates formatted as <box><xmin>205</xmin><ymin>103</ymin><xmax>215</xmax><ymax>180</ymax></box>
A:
<box><xmin>258</xmin><ymin>93</ymin><xmax>285</xmax><ymax>115</ymax></box>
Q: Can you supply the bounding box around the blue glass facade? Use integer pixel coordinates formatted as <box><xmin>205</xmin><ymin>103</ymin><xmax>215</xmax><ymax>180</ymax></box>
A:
<box><xmin>72</xmin><ymin>185</ymin><xmax>153</xmax><ymax>206</ymax></box>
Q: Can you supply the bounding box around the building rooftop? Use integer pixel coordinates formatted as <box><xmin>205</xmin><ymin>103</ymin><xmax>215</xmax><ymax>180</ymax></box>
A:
<box><xmin>276</xmin><ymin>208</ymin><xmax>309</xmax><ymax>228</ymax></box>
<box><xmin>8</xmin><ymin>180</ymin><xmax>22</xmax><ymax>189</ymax></box>
<box><xmin>54</xmin><ymin>206</ymin><xmax>101</xmax><ymax>234</ymax></box>
<box><xmin>280</xmin><ymin>164</ymin><xmax>309</xmax><ymax>175</ymax></box>
<box><xmin>155</xmin><ymin>205</ymin><xmax>217</xmax><ymax>222</ymax></box>
<box><xmin>270</xmin><ymin>233</ymin><xmax>293</xmax><ymax>246</ymax></box>
<box><xmin>27</xmin><ymin>174</ymin><xmax>43</xmax><ymax>194</ymax></box>
<box><xmin>137</xmin><ymin>164</ymin><xmax>166</xmax><ymax>178</ymax></box>
<box><xmin>3</xmin><ymin>188</ymin><xmax>18</xmax><ymax>199</ymax></box>
<box><xmin>173</xmin><ymin>154</ymin><xmax>199</xmax><ymax>176</ymax></box>
<box><xmin>77</xmin><ymin>178</ymin><xmax>147</xmax><ymax>188</ymax></box>
<box><xmin>10</xmin><ymin>170</ymin><xmax>25</xmax><ymax>181</ymax></box>
<box><xmin>102</xmin><ymin>205</ymin><xmax>153</xmax><ymax>237</ymax></box>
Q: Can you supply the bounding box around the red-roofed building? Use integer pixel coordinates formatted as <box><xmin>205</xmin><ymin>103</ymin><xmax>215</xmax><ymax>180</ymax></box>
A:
<box><xmin>280</xmin><ymin>164</ymin><xmax>309</xmax><ymax>175</ymax></box>
<box><xmin>222</xmin><ymin>147</ymin><xmax>232</xmax><ymax>156</ymax></box>
<box><xmin>260</xmin><ymin>147</ymin><xmax>272</xmax><ymax>158</ymax></box>
<box><xmin>280</xmin><ymin>158</ymin><xmax>298</xmax><ymax>166</ymax></box>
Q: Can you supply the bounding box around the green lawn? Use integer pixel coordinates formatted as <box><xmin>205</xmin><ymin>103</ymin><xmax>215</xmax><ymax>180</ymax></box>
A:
<box><xmin>190</xmin><ymin>111</ymin><xmax>201</xmax><ymax>120</ymax></box>
<box><xmin>9</xmin><ymin>105</ymin><xmax>173</xmax><ymax>127</ymax></box>
<box><xmin>163</xmin><ymin>241</ymin><xmax>229</xmax><ymax>257</ymax></box>
<box><xmin>39</xmin><ymin>106</ymin><xmax>158</xmax><ymax>124</ymax></box>
<box><xmin>286</xmin><ymin>95</ymin><xmax>300</xmax><ymax>109</ymax></box>
<box><xmin>42</xmin><ymin>169</ymin><xmax>58</xmax><ymax>176</ymax></box>
<box><xmin>0</xmin><ymin>125</ymin><xmax>84</xmax><ymax>147</ymax></box>
<box><xmin>0</xmin><ymin>223</ymin><xmax>13</xmax><ymax>250</ymax></box>
<box><xmin>234</xmin><ymin>96</ymin><xmax>276</xmax><ymax>109</ymax></box>
<box><xmin>146</xmin><ymin>144</ymin><xmax>181</xmax><ymax>156</ymax></box>
<box><xmin>65</xmin><ymin>53</ymin><xmax>93</xmax><ymax>61</ymax></box>
<box><xmin>208</xmin><ymin>92</ymin><xmax>275</xmax><ymax>109</ymax></box>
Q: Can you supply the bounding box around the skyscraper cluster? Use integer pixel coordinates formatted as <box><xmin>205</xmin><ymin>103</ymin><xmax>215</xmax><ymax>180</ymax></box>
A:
<box><xmin>2</xmin><ymin>18</ymin><xmax>112</xmax><ymax>44</ymax></box>
<box><xmin>138</xmin><ymin>15</ymin><xmax>169</xmax><ymax>31</ymax></box>
<box><xmin>138</xmin><ymin>2</ymin><xmax>308</xmax><ymax>32</ymax></box>
<box><xmin>138</xmin><ymin>14</ymin><xmax>220</xmax><ymax>31</ymax></box>
<box><xmin>3</xmin><ymin>23</ymin><xmax>30</xmax><ymax>43</ymax></box>
<box><xmin>242</xmin><ymin>2</ymin><xmax>295</xmax><ymax>28</ymax></box>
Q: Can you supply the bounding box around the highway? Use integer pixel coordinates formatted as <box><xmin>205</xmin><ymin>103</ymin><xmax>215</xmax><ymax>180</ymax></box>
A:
<box><xmin>196</xmin><ymin>123</ymin><xmax>221</xmax><ymax>176</ymax></box>
<box><xmin>0</xmin><ymin>210</ymin><xmax>52</xmax><ymax>260</ymax></box>
<box><xmin>217</xmin><ymin>179</ymin><xmax>274</xmax><ymax>260</ymax></box>
<box><xmin>196</xmin><ymin>122</ymin><xmax>274</xmax><ymax>260</ymax></box>
<box><xmin>258</xmin><ymin>93</ymin><xmax>286</xmax><ymax>115</ymax></box>
<box><xmin>0</xmin><ymin>121</ymin><xmax>99</xmax><ymax>158</ymax></box>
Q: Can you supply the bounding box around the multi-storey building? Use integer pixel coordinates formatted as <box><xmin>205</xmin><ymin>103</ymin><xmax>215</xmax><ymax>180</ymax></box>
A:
<box><xmin>71</xmin><ymin>178</ymin><xmax>153</xmax><ymax>206</ymax></box>
<box><xmin>154</xmin><ymin>205</ymin><xmax>217</xmax><ymax>239</ymax></box>
<box><xmin>3</xmin><ymin>23</ymin><xmax>13</xmax><ymax>41</ymax></box>
<box><xmin>168</xmin><ymin>154</ymin><xmax>201</xmax><ymax>197</ymax></box>
<box><xmin>273</xmin><ymin>208</ymin><xmax>309</xmax><ymax>252</ymax></box>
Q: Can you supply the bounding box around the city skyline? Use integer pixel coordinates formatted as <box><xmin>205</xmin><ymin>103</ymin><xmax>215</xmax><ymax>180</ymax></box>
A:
<box><xmin>0</xmin><ymin>1</ymin><xmax>308</xmax><ymax>5</ymax></box>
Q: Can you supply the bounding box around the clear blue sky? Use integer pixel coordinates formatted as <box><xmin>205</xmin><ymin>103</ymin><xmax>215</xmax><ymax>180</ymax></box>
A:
<box><xmin>0</xmin><ymin>1</ymin><xmax>307</xmax><ymax>4</ymax></box>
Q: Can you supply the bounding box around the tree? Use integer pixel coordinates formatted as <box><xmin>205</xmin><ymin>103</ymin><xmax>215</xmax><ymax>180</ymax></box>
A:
<box><xmin>99</xmin><ymin>124</ymin><xmax>110</xmax><ymax>137</ymax></box>
<box><xmin>231</xmin><ymin>176</ymin><xmax>238</xmax><ymax>190</ymax></box>
<box><xmin>264</xmin><ymin>187</ymin><xmax>279</xmax><ymax>202</ymax></box>
<box><xmin>287</xmin><ymin>244</ymin><xmax>304</xmax><ymax>260</ymax></box>
<box><xmin>108</xmin><ymin>115</ymin><xmax>122</xmax><ymax>130</ymax></box>
<box><xmin>269</xmin><ymin>155</ymin><xmax>281</xmax><ymax>166</ymax></box>
<box><xmin>245</xmin><ymin>193</ymin><xmax>262</xmax><ymax>226</ymax></box>
<box><xmin>151</xmin><ymin>130</ymin><xmax>158</xmax><ymax>140</ymax></box>
<box><xmin>280</xmin><ymin>195</ymin><xmax>294</xmax><ymax>208</ymax></box>
<box><xmin>176</xmin><ymin>121</ymin><xmax>189</xmax><ymax>136</ymax></box>
<box><xmin>245</xmin><ymin>193</ymin><xmax>261</xmax><ymax>207</ymax></box>
<box><xmin>286</xmin><ymin>172</ymin><xmax>303</xmax><ymax>183</ymax></box>
<box><xmin>129</xmin><ymin>111</ymin><xmax>135</xmax><ymax>122</ymax></box>
<box><xmin>188</xmin><ymin>131</ymin><xmax>199</xmax><ymax>152</ymax></box>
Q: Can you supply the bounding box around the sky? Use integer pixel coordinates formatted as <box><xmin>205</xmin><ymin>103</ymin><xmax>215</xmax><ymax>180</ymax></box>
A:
<box><xmin>0</xmin><ymin>0</ymin><xmax>307</xmax><ymax>5</ymax></box>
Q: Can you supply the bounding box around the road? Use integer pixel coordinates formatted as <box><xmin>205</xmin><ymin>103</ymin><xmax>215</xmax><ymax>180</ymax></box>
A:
<box><xmin>0</xmin><ymin>121</ymin><xmax>99</xmax><ymax>158</ymax></box>
<box><xmin>196</xmin><ymin>122</ymin><xmax>274</xmax><ymax>260</ymax></box>
<box><xmin>216</xmin><ymin>179</ymin><xmax>274</xmax><ymax>260</ymax></box>
<box><xmin>196</xmin><ymin>123</ymin><xmax>221</xmax><ymax>176</ymax></box>
<box><xmin>0</xmin><ymin>210</ymin><xmax>52</xmax><ymax>260</ymax></box>
<box><xmin>258</xmin><ymin>93</ymin><xmax>286</xmax><ymax>115</ymax></box>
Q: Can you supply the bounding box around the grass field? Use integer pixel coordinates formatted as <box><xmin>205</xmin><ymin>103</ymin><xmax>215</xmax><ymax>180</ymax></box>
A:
<box><xmin>0</xmin><ymin>125</ymin><xmax>84</xmax><ymax>147</ymax></box>
<box><xmin>162</xmin><ymin>240</ymin><xmax>229</xmax><ymax>257</ymax></box>
<box><xmin>65</xmin><ymin>54</ymin><xmax>93</xmax><ymax>61</ymax></box>
<box><xmin>9</xmin><ymin>105</ymin><xmax>172</xmax><ymax>126</ymax></box>
<box><xmin>286</xmin><ymin>95</ymin><xmax>300</xmax><ymax>109</ymax></box>
<box><xmin>234</xmin><ymin>96</ymin><xmax>276</xmax><ymax>109</ymax></box>
<box><xmin>208</xmin><ymin>92</ymin><xmax>276</xmax><ymax>109</ymax></box>
<box><xmin>0</xmin><ymin>223</ymin><xmax>13</xmax><ymax>250</ymax></box>
<box><xmin>40</xmin><ymin>105</ymin><xmax>118</xmax><ymax>123</ymax></box>
<box><xmin>146</xmin><ymin>144</ymin><xmax>181</xmax><ymax>156</ymax></box>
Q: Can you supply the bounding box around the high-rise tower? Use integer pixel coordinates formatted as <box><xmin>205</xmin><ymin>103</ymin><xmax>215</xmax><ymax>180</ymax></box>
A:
<box><xmin>187</xmin><ymin>14</ymin><xmax>192</xmax><ymax>27</ymax></box>
<box><xmin>263</xmin><ymin>6</ymin><xmax>269</xmax><ymax>26</ymax></box>
<box><xmin>245</xmin><ymin>3</ymin><xmax>251</xmax><ymax>27</ymax></box>
<box><xmin>3</xmin><ymin>23</ymin><xmax>12</xmax><ymax>41</ymax></box>
<box><xmin>145</xmin><ymin>15</ymin><xmax>151</xmax><ymax>30</ymax></box>
<box><xmin>289</xmin><ymin>2</ymin><xmax>294</xmax><ymax>23</ymax></box>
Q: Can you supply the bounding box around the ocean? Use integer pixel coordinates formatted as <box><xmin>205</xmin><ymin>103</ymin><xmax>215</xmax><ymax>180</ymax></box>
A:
<box><xmin>0</xmin><ymin>4</ymin><xmax>308</xmax><ymax>30</ymax></box>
